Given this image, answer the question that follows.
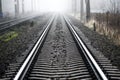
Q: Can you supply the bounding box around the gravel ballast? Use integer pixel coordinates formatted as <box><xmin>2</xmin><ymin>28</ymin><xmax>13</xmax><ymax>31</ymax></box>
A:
<box><xmin>68</xmin><ymin>16</ymin><xmax>120</xmax><ymax>70</ymax></box>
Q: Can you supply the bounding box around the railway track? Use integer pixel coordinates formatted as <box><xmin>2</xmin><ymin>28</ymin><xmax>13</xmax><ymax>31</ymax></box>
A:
<box><xmin>0</xmin><ymin>14</ymin><xmax>40</xmax><ymax>31</ymax></box>
<box><xmin>1</xmin><ymin>15</ymin><xmax>120</xmax><ymax>80</ymax></box>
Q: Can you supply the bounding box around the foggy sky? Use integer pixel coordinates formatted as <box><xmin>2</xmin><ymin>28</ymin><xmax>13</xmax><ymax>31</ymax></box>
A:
<box><xmin>24</xmin><ymin>0</ymin><xmax>111</xmax><ymax>13</ymax></box>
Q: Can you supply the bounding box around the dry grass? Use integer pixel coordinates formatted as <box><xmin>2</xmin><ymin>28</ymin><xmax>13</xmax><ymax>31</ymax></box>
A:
<box><xmin>86</xmin><ymin>19</ymin><xmax>120</xmax><ymax>45</ymax></box>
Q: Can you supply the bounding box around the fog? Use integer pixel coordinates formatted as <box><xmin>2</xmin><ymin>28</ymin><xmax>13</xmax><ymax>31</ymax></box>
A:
<box><xmin>25</xmin><ymin>0</ymin><xmax>110</xmax><ymax>13</ymax></box>
<box><xmin>31</xmin><ymin>0</ymin><xmax>69</xmax><ymax>12</ymax></box>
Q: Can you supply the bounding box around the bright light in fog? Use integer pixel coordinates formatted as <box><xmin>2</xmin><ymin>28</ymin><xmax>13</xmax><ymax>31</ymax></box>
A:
<box><xmin>38</xmin><ymin>0</ymin><xmax>68</xmax><ymax>12</ymax></box>
<box><xmin>48</xmin><ymin>0</ymin><xmax>66</xmax><ymax>12</ymax></box>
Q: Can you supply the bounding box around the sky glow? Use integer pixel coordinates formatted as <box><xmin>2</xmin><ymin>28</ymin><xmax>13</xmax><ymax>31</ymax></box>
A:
<box><xmin>37</xmin><ymin>0</ymin><xmax>68</xmax><ymax>12</ymax></box>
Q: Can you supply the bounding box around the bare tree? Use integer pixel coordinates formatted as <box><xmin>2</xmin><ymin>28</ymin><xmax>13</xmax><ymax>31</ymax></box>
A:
<box><xmin>108</xmin><ymin>0</ymin><xmax>120</xmax><ymax>26</ymax></box>
<box><xmin>96</xmin><ymin>0</ymin><xmax>120</xmax><ymax>27</ymax></box>
<box><xmin>80</xmin><ymin>0</ymin><xmax>84</xmax><ymax>21</ymax></box>
<box><xmin>85</xmin><ymin>0</ymin><xmax>90</xmax><ymax>22</ymax></box>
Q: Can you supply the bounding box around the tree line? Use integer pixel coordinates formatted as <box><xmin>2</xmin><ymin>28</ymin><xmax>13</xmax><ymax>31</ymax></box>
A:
<box><xmin>95</xmin><ymin>0</ymin><xmax>120</xmax><ymax>28</ymax></box>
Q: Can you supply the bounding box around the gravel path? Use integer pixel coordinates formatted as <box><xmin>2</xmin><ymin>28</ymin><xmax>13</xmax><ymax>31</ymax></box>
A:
<box><xmin>68</xmin><ymin>16</ymin><xmax>120</xmax><ymax>70</ymax></box>
<box><xmin>0</xmin><ymin>13</ymin><xmax>52</xmax><ymax>77</ymax></box>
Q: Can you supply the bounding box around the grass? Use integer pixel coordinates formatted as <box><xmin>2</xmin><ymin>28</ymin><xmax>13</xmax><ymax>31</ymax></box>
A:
<box><xmin>85</xmin><ymin>19</ymin><xmax>120</xmax><ymax>45</ymax></box>
<box><xmin>0</xmin><ymin>31</ymin><xmax>18</xmax><ymax>42</ymax></box>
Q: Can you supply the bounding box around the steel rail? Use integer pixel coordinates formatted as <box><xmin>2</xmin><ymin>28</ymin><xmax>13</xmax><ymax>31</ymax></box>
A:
<box><xmin>14</xmin><ymin>15</ymin><xmax>55</xmax><ymax>80</ymax></box>
<box><xmin>64</xmin><ymin>16</ymin><xmax>108</xmax><ymax>80</ymax></box>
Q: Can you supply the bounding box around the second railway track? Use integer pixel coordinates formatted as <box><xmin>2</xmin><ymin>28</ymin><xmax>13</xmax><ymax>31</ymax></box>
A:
<box><xmin>1</xmin><ymin>14</ymin><xmax>120</xmax><ymax>80</ymax></box>
<box><xmin>0</xmin><ymin>14</ymin><xmax>41</xmax><ymax>32</ymax></box>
